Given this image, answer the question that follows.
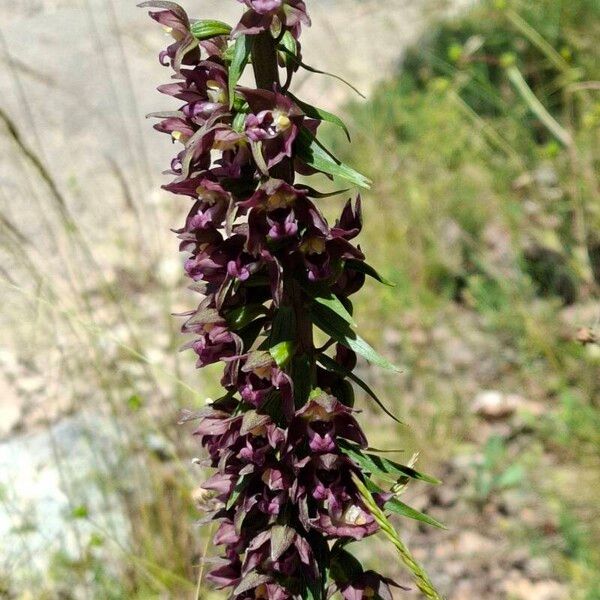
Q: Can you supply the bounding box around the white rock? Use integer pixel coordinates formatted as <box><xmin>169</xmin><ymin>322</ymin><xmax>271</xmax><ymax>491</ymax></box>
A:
<box><xmin>473</xmin><ymin>390</ymin><xmax>518</xmax><ymax>420</ymax></box>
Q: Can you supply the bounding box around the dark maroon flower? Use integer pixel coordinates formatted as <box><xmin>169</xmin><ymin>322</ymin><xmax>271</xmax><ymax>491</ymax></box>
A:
<box><xmin>143</xmin><ymin>2</ymin><xmax>438</xmax><ymax>598</ymax></box>
<box><xmin>233</xmin><ymin>0</ymin><xmax>310</xmax><ymax>39</ymax></box>
<box><xmin>242</xmin><ymin>527</ymin><xmax>317</xmax><ymax>580</ymax></box>
<box><xmin>236</xmin><ymin>353</ymin><xmax>295</xmax><ymax>418</ymax></box>
<box><xmin>291</xmin><ymin>392</ymin><xmax>368</xmax><ymax>453</ymax></box>
<box><xmin>206</xmin><ymin>558</ymin><xmax>241</xmax><ymax>589</ymax></box>
<box><xmin>340</xmin><ymin>570</ymin><xmax>403</xmax><ymax>600</ymax></box>
<box><xmin>185</xmin><ymin>325</ymin><xmax>242</xmax><ymax>369</ymax></box>
<box><xmin>139</xmin><ymin>1</ymin><xmax>199</xmax><ymax>69</ymax></box>
<box><xmin>242</xmin><ymin>89</ymin><xmax>304</xmax><ymax>169</ymax></box>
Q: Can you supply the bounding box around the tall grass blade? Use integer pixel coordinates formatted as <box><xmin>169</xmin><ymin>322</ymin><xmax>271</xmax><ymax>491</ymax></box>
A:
<box><xmin>353</xmin><ymin>475</ymin><xmax>444</xmax><ymax>600</ymax></box>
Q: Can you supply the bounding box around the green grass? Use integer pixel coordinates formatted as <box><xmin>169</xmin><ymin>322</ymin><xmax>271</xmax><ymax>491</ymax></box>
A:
<box><xmin>324</xmin><ymin>0</ymin><xmax>600</xmax><ymax>595</ymax></box>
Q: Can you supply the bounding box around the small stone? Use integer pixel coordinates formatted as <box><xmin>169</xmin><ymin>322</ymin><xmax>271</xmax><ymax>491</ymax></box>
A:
<box><xmin>429</xmin><ymin>486</ymin><xmax>458</xmax><ymax>508</ymax></box>
<box><xmin>473</xmin><ymin>390</ymin><xmax>518</xmax><ymax>420</ymax></box>
<box><xmin>526</xmin><ymin>556</ymin><xmax>553</xmax><ymax>579</ymax></box>
<box><xmin>0</xmin><ymin>349</ymin><xmax>19</xmax><ymax>375</ymax></box>
<box><xmin>157</xmin><ymin>257</ymin><xmax>182</xmax><ymax>288</ymax></box>
<box><xmin>17</xmin><ymin>375</ymin><xmax>44</xmax><ymax>394</ymax></box>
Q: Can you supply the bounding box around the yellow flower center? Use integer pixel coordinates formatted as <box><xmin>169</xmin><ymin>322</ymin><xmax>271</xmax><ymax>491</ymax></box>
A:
<box><xmin>342</xmin><ymin>504</ymin><xmax>368</xmax><ymax>526</ymax></box>
<box><xmin>274</xmin><ymin>111</ymin><xmax>292</xmax><ymax>132</ymax></box>
<box><xmin>206</xmin><ymin>80</ymin><xmax>227</xmax><ymax>104</ymax></box>
<box><xmin>213</xmin><ymin>137</ymin><xmax>246</xmax><ymax>152</ymax></box>
<box><xmin>195</xmin><ymin>188</ymin><xmax>222</xmax><ymax>205</ymax></box>
<box><xmin>300</xmin><ymin>237</ymin><xmax>326</xmax><ymax>255</ymax></box>
<box><xmin>253</xmin><ymin>364</ymin><xmax>273</xmax><ymax>379</ymax></box>
<box><xmin>266</xmin><ymin>189</ymin><xmax>296</xmax><ymax>210</ymax></box>
<box><xmin>163</xmin><ymin>26</ymin><xmax>185</xmax><ymax>41</ymax></box>
<box><xmin>302</xmin><ymin>403</ymin><xmax>332</xmax><ymax>422</ymax></box>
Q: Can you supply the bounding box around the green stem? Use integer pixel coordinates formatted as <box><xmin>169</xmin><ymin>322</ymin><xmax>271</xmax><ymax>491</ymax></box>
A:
<box><xmin>250</xmin><ymin>31</ymin><xmax>314</xmax><ymax>376</ymax></box>
<box><xmin>251</xmin><ymin>29</ymin><xmax>319</xmax><ymax>596</ymax></box>
<box><xmin>353</xmin><ymin>475</ymin><xmax>445</xmax><ymax>600</ymax></box>
<box><xmin>506</xmin><ymin>65</ymin><xmax>572</xmax><ymax>146</ymax></box>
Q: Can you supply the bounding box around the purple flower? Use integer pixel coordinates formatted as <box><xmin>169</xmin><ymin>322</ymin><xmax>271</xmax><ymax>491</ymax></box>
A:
<box><xmin>340</xmin><ymin>571</ymin><xmax>403</xmax><ymax>600</ymax></box>
<box><xmin>242</xmin><ymin>89</ymin><xmax>304</xmax><ymax>169</ymax></box>
<box><xmin>159</xmin><ymin>60</ymin><xmax>229</xmax><ymax>122</ymax></box>
<box><xmin>242</xmin><ymin>0</ymin><xmax>283</xmax><ymax>14</ymax></box>
<box><xmin>236</xmin><ymin>353</ymin><xmax>295</xmax><ymax>419</ymax></box>
<box><xmin>242</xmin><ymin>527</ymin><xmax>316</xmax><ymax>580</ymax></box>
<box><xmin>291</xmin><ymin>393</ymin><xmax>368</xmax><ymax>453</ymax></box>
<box><xmin>233</xmin><ymin>0</ymin><xmax>310</xmax><ymax>39</ymax></box>
<box><xmin>206</xmin><ymin>558</ymin><xmax>241</xmax><ymax>590</ymax></box>
<box><xmin>143</xmin><ymin>2</ymin><xmax>435</xmax><ymax>598</ymax></box>
<box><xmin>139</xmin><ymin>1</ymin><xmax>199</xmax><ymax>69</ymax></box>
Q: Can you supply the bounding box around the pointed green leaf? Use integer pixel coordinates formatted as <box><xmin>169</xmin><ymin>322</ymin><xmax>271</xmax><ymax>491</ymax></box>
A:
<box><xmin>306</xmin><ymin>286</ymin><xmax>356</xmax><ymax>326</ymax></box>
<box><xmin>227</xmin><ymin>475</ymin><xmax>250</xmax><ymax>510</ymax></box>
<box><xmin>299</xmin><ymin>185</ymin><xmax>350</xmax><ymax>199</ymax></box>
<box><xmin>292</xmin><ymin>354</ymin><xmax>312</xmax><ymax>407</ymax></box>
<box><xmin>288</xmin><ymin>92</ymin><xmax>351</xmax><ymax>141</ymax></box>
<box><xmin>269</xmin><ymin>305</ymin><xmax>295</xmax><ymax>346</ymax></box>
<box><xmin>317</xmin><ymin>353</ymin><xmax>401</xmax><ymax>423</ymax></box>
<box><xmin>385</xmin><ymin>497</ymin><xmax>446</xmax><ymax>529</ymax></box>
<box><xmin>295</xmin><ymin>128</ymin><xmax>371</xmax><ymax>189</ymax></box>
<box><xmin>278</xmin><ymin>30</ymin><xmax>298</xmax><ymax>67</ymax></box>
<box><xmin>311</xmin><ymin>303</ymin><xmax>399</xmax><ymax>371</ymax></box>
<box><xmin>338</xmin><ymin>440</ymin><xmax>440</xmax><ymax>485</ymax></box>
<box><xmin>237</xmin><ymin>317</ymin><xmax>266</xmax><ymax>352</ymax></box>
<box><xmin>345</xmin><ymin>259</ymin><xmax>395</xmax><ymax>286</ymax></box>
<box><xmin>225</xmin><ymin>303</ymin><xmax>267</xmax><ymax>330</ymax></box>
<box><xmin>276</xmin><ymin>44</ymin><xmax>366</xmax><ymax>98</ymax></box>
<box><xmin>228</xmin><ymin>35</ymin><xmax>253</xmax><ymax>108</ymax></box>
<box><xmin>362</xmin><ymin>478</ymin><xmax>446</xmax><ymax>530</ymax></box>
<box><xmin>190</xmin><ymin>19</ymin><xmax>232</xmax><ymax>40</ymax></box>
<box><xmin>329</xmin><ymin>549</ymin><xmax>364</xmax><ymax>584</ymax></box>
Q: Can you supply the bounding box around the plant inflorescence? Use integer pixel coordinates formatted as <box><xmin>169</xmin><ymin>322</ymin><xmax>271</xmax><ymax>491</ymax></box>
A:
<box><xmin>141</xmin><ymin>1</ymin><xmax>442</xmax><ymax>598</ymax></box>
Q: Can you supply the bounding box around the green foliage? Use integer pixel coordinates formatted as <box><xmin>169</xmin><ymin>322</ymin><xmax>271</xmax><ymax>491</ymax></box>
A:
<box><xmin>333</xmin><ymin>0</ymin><xmax>599</xmax><ymax>316</ymax></box>
<box><xmin>295</xmin><ymin>127</ymin><xmax>372</xmax><ymax>188</ymax></box>
<box><xmin>325</xmin><ymin>0</ymin><xmax>599</xmax><ymax>596</ymax></box>
<box><xmin>311</xmin><ymin>302</ymin><xmax>400</xmax><ymax>371</ymax></box>
<box><xmin>472</xmin><ymin>435</ymin><xmax>525</xmax><ymax>505</ymax></box>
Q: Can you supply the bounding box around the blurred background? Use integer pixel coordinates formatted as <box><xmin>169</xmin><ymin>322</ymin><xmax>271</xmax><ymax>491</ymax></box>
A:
<box><xmin>0</xmin><ymin>0</ymin><xmax>599</xmax><ymax>598</ymax></box>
